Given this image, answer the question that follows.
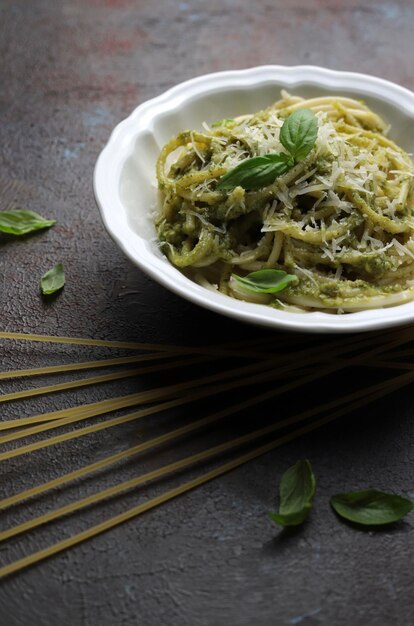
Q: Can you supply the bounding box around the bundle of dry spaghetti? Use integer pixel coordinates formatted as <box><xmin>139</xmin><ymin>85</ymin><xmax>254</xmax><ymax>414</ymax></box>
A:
<box><xmin>0</xmin><ymin>327</ymin><xmax>413</xmax><ymax>578</ymax></box>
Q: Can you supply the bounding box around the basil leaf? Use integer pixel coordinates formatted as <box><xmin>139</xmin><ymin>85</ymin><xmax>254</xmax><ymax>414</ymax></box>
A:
<box><xmin>216</xmin><ymin>109</ymin><xmax>318</xmax><ymax>191</ymax></box>
<box><xmin>212</xmin><ymin>118</ymin><xmax>234</xmax><ymax>128</ymax></box>
<box><xmin>232</xmin><ymin>269</ymin><xmax>298</xmax><ymax>294</ymax></box>
<box><xmin>0</xmin><ymin>209</ymin><xmax>56</xmax><ymax>236</ymax></box>
<box><xmin>330</xmin><ymin>490</ymin><xmax>414</xmax><ymax>526</ymax></box>
<box><xmin>269</xmin><ymin>459</ymin><xmax>316</xmax><ymax>527</ymax></box>
<box><xmin>217</xmin><ymin>153</ymin><xmax>291</xmax><ymax>191</ymax></box>
<box><xmin>279</xmin><ymin>108</ymin><xmax>318</xmax><ymax>163</ymax></box>
<box><xmin>40</xmin><ymin>263</ymin><xmax>65</xmax><ymax>295</ymax></box>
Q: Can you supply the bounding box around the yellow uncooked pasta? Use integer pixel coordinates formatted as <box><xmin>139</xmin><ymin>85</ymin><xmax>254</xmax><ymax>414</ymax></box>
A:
<box><xmin>156</xmin><ymin>92</ymin><xmax>414</xmax><ymax>313</ymax></box>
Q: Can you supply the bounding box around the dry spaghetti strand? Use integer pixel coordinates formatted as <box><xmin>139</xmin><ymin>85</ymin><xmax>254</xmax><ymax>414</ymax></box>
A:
<box><xmin>0</xmin><ymin>352</ymin><xmax>177</xmax><ymax>380</ymax></box>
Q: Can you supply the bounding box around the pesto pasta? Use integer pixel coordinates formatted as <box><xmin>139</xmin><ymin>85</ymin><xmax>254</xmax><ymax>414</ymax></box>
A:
<box><xmin>155</xmin><ymin>92</ymin><xmax>414</xmax><ymax>313</ymax></box>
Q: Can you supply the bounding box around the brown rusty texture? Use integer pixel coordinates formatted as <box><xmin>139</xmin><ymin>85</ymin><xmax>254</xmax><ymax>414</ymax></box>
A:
<box><xmin>0</xmin><ymin>1</ymin><xmax>414</xmax><ymax>625</ymax></box>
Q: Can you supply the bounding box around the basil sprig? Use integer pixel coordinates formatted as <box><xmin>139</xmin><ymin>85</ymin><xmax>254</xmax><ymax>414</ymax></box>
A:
<box><xmin>218</xmin><ymin>154</ymin><xmax>292</xmax><ymax>191</ymax></box>
<box><xmin>279</xmin><ymin>108</ymin><xmax>319</xmax><ymax>162</ymax></box>
<box><xmin>217</xmin><ymin>108</ymin><xmax>318</xmax><ymax>191</ymax></box>
<box><xmin>268</xmin><ymin>459</ymin><xmax>316</xmax><ymax>527</ymax></box>
<box><xmin>330</xmin><ymin>489</ymin><xmax>414</xmax><ymax>526</ymax></box>
<box><xmin>40</xmin><ymin>263</ymin><xmax>65</xmax><ymax>295</ymax></box>
<box><xmin>232</xmin><ymin>269</ymin><xmax>298</xmax><ymax>294</ymax></box>
<box><xmin>0</xmin><ymin>209</ymin><xmax>56</xmax><ymax>236</ymax></box>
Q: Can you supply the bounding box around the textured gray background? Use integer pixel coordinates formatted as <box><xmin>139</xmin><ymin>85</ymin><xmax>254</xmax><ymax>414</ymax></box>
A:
<box><xmin>0</xmin><ymin>1</ymin><xmax>413</xmax><ymax>625</ymax></box>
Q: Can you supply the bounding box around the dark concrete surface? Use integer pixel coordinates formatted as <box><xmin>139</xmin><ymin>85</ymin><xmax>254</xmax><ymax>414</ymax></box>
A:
<box><xmin>0</xmin><ymin>1</ymin><xmax>413</xmax><ymax>624</ymax></box>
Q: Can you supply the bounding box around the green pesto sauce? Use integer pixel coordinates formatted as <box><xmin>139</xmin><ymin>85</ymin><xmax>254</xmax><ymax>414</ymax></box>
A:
<box><xmin>283</xmin><ymin>275</ymin><xmax>404</xmax><ymax>307</ymax></box>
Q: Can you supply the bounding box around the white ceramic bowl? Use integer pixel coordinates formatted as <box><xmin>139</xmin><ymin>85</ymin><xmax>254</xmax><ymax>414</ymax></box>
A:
<box><xmin>94</xmin><ymin>65</ymin><xmax>414</xmax><ymax>333</ymax></box>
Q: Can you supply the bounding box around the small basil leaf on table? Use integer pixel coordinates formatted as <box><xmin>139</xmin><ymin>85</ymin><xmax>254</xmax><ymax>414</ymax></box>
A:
<box><xmin>217</xmin><ymin>153</ymin><xmax>292</xmax><ymax>191</ymax></box>
<box><xmin>279</xmin><ymin>108</ymin><xmax>318</xmax><ymax>163</ymax></box>
<box><xmin>232</xmin><ymin>269</ymin><xmax>298</xmax><ymax>294</ymax></box>
<box><xmin>0</xmin><ymin>209</ymin><xmax>56</xmax><ymax>236</ymax></box>
<box><xmin>330</xmin><ymin>489</ymin><xmax>414</xmax><ymax>526</ymax></box>
<box><xmin>268</xmin><ymin>459</ymin><xmax>316</xmax><ymax>527</ymax></box>
<box><xmin>40</xmin><ymin>263</ymin><xmax>65</xmax><ymax>295</ymax></box>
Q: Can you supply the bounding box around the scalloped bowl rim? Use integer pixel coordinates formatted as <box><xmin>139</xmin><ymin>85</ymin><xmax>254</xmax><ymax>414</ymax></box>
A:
<box><xmin>94</xmin><ymin>65</ymin><xmax>414</xmax><ymax>333</ymax></box>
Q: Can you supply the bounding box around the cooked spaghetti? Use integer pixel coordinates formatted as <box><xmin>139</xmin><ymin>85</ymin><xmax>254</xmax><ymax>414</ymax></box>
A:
<box><xmin>155</xmin><ymin>92</ymin><xmax>414</xmax><ymax>313</ymax></box>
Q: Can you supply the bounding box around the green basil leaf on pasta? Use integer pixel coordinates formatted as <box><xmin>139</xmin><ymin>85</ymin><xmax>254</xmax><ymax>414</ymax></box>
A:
<box><xmin>217</xmin><ymin>153</ymin><xmax>291</xmax><ymax>191</ymax></box>
<box><xmin>40</xmin><ymin>263</ymin><xmax>65</xmax><ymax>295</ymax></box>
<box><xmin>269</xmin><ymin>459</ymin><xmax>316</xmax><ymax>527</ymax></box>
<box><xmin>0</xmin><ymin>209</ymin><xmax>56</xmax><ymax>236</ymax></box>
<box><xmin>232</xmin><ymin>269</ymin><xmax>298</xmax><ymax>294</ymax></box>
<box><xmin>279</xmin><ymin>108</ymin><xmax>318</xmax><ymax>163</ymax></box>
<box><xmin>330</xmin><ymin>490</ymin><xmax>414</xmax><ymax>526</ymax></box>
<box><xmin>216</xmin><ymin>110</ymin><xmax>318</xmax><ymax>191</ymax></box>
